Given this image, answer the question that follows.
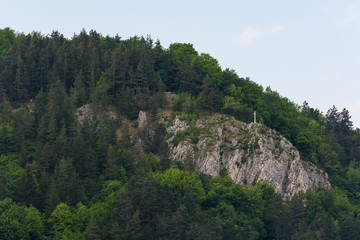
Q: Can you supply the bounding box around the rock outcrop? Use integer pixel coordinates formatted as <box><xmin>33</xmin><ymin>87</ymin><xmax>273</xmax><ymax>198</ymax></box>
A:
<box><xmin>75</xmin><ymin>104</ymin><xmax>96</xmax><ymax>124</ymax></box>
<box><xmin>138</xmin><ymin>111</ymin><xmax>148</xmax><ymax>131</ymax></box>
<box><xmin>165</xmin><ymin>114</ymin><xmax>331</xmax><ymax>198</ymax></box>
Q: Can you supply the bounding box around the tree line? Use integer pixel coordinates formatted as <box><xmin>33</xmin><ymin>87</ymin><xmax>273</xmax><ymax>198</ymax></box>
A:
<box><xmin>0</xmin><ymin>27</ymin><xmax>360</xmax><ymax>239</ymax></box>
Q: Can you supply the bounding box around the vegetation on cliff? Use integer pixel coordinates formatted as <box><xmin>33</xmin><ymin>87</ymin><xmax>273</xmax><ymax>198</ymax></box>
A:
<box><xmin>0</xmin><ymin>28</ymin><xmax>359</xmax><ymax>239</ymax></box>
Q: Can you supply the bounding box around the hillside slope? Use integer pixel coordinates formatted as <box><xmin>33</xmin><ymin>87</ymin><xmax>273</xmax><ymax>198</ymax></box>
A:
<box><xmin>137</xmin><ymin>111</ymin><xmax>331</xmax><ymax>198</ymax></box>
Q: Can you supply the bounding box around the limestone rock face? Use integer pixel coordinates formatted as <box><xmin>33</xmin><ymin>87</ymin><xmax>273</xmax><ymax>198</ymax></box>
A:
<box><xmin>75</xmin><ymin>104</ymin><xmax>95</xmax><ymax>124</ymax></box>
<box><xmin>138</xmin><ymin>111</ymin><xmax>148</xmax><ymax>131</ymax></box>
<box><xmin>166</xmin><ymin>114</ymin><xmax>331</xmax><ymax>198</ymax></box>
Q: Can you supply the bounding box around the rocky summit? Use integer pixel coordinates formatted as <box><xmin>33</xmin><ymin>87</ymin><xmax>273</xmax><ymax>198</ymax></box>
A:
<box><xmin>165</xmin><ymin>114</ymin><xmax>331</xmax><ymax>198</ymax></box>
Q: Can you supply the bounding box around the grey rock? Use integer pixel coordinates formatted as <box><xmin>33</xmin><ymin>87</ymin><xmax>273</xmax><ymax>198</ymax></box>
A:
<box><xmin>138</xmin><ymin>111</ymin><xmax>147</xmax><ymax>131</ymax></box>
<box><xmin>166</xmin><ymin>114</ymin><xmax>331</xmax><ymax>198</ymax></box>
<box><xmin>75</xmin><ymin>104</ymin><xmax>95</xmax><ymax>124</ymax></box>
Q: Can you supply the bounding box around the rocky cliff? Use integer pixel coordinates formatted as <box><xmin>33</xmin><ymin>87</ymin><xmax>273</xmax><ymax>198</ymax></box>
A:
<box><xmin>165</xmin><ymin>114</ymin><xmax>331</xmax><ymax>198</ymax></box>
<box><xmin>77</xmin><ymin>105</ymin><xmax>331</xmax><ymax>198</ymax></box>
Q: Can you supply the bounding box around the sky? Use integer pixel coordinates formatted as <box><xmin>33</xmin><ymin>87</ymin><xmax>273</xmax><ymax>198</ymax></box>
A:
<box><xmin>1</xmin><ymin>0</ymin><xmax>360</xmax><ymax>127</ymax></box>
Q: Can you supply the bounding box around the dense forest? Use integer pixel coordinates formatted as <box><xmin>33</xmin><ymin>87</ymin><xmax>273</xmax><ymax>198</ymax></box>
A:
<box><xmin>0</xmin><ymin>27</ymin><xmax>360</xmax><ymax>239</ymax></box>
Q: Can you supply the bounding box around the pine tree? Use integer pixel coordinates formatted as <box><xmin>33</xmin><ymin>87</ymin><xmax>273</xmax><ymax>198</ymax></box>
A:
<box><xmin>118</xmin><ymin>123</ymin><xmax>133</xmax><ymax>150</ymax></box>
<box><xmin>127</xmin><ymin>210</ymin><xmax>143</xmax><ymax>240</ymax></box>
<box><xmin>105</xmin><ymin>145</ymin><xmax>119</xmax><ymax>180</ymax></box>
<box><xmin>14</xmin><ymin>55</ymin><xmax>27</xmax><ymax>101</ymax></box>
<box><xmin>84</xmin><ymin>214</ymin><xmax>102</xmax><ymax>240</ymax></box>
<box><xmin>15</xmin><ymin>163</ymin><xmax>40</xmax><ymax>207</ymax></box>
<box><xmin>340</xmin><ymin>216</ymin><xmax>360</xmax><ymax>240</ymax></box>
<box><xmin>0</xmin><ymin>171</ymin><xmax>4</xmax><ymax>201</ymax></box>
<box><xmin>44</xmin><ymin>177</ymin><xmax>60</xmax><ymax>217</ymax></box>
<box><xmin>177</xmin><ymin>56</ymin><xmax>192</xmax><ymax>94</ymax></box>
<box><xmin>0</xmin><ymin>65</ymin><xmax>13</xmax><ymax>102</ymax></box>
<box><xmin>0</xmin><ymin>96</ymin><xmax>12</xmax><ymax>123</ymax></box>
<box><xmin>71</xmin><ymin>70</ymin><xmax>87</xmax><ymax>108</ymax></box>
<box><xmin>109</xmin><ymin>221</ymin><xmax>121</xmax><ymax>239</ymax></box>
<box><xmin>54</xmin><ymin>157</ymin><xmax>84</xmax><ymax>206</ymax></box>
<box><xmin>133</xmin><ymin>61</ymin><xmax>147</xmax><ymax>91</ymax></box>
<box><xmin>198</xmin><ymin>75</ymin><xmax>221</xmax><ymax>111</ymax></box>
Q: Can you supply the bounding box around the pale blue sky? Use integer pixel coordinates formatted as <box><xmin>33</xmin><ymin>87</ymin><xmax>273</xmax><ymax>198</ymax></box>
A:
<box><xmin>2</xmin><ymin>0</ymin><xmax>360</xmax><ymax>127</ymax></box>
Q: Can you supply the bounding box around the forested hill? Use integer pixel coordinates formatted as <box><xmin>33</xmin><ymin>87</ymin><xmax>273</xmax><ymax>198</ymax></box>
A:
<box><xmin>0</xmin><ymin>28</ymin><xmax>360</xmax><ymax>239</ymax></box>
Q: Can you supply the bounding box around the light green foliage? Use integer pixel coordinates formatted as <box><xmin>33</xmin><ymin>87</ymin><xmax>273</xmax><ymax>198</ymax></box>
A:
<box><xmin>169</xmin><ymin>43</ymin><xmax>198</xmax><ymax>64</ymax></box>
<box><xmin>228</xmin><ymin>84</ymin><xmax>245</xmax><ymax>102</ymax></box>
<box><xmin>153</xmin><ymin>166</ymin><xmax>205</xmax><ymax>203</ymax></box>
<box><xmin>306</xmin><ymin>187</ymin><xmax>353</xmax><ymax>223</ymax></box>
<box><xmin>73</xmin><ymin>203</ymin><xmax>90</xmax><ymax>234</ymax></box>
<box><xmin>118</xmin><ymin>149</ymin><xmax>134</xmax><ymax>174</ymax></box>
<box><xmin>198</xmin><ymin>53</ymin><xmax>223</xmax><ymax>87</ymax></box>
<box><xmin>0</xmin><ymin>154</ymin><xmax>22</xmax><ymax>198</ymax></box>
<box><xmin>172</xmin><ymin>92</ymin><xmax>197</xmax><ymax>114</ymax></box>
<box><xmin>245</xmin><ymin>184</ymin><xmax>267</xmax><ymax>217</ymax></box>
<box><xmin>147</xmin><ymin>153</ymin><xmax>161</xmax><ymax>172</ymax></box>
<box><xmin>222</xmin><ymin>96</ymin><xmax>253</xmax><ymax>122</ymax></box>
<box><xmin>89</xmin><ymin>180</ymin><xmax>125</xmax><ymax>218</ymax></box>
<box><xmin>0</xmin><ymin>28</ymin><xmax>15</xmax><ymax>56</ymax></box>
<box><xmin>0</xmin><ymin>198</ymin><xmax>44</xmax><ymax>239</ymax></box>
<box><xmin>345</xmin><ymin>167</ymin><xmax>360</xmax><ymax>200</ymax></box>
<box><xmin>48</xmin><ymin>202</ymin><xmax>80</xmax><ymax>239</ymax></box>
<box><xmin>207</xmin><ymin>202</ymin><xmax>237</xmax><ymax>226</ymax></box>
<box><xmin>202</xmin><ymin>176</ymin><xmax>267</xmax><ymax>236</ymax></box>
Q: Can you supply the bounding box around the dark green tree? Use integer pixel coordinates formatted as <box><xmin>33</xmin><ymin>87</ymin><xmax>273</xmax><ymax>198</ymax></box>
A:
<box><xmin>43</xmin><ymin>177</ymin><xmax>60</xmax><ymax>217</ymax></box>
<box><xmin>340</xmin><ymin>216</ymin><xmax>360</xmax><ymax>240</ymax></box>
<box><xmin>54</xmin><ymin>157</ymin><xmax>85</xmax><ymax>206</ymax></box>
<box><xmin>15</xmin><ymin>163</ymin><xmax>40</xmax><ymax>207</ymax></box>
<box><xmin>84</xmin><ymin>214</ymin><xmax>102</xmax><ymax>240</ymax></box>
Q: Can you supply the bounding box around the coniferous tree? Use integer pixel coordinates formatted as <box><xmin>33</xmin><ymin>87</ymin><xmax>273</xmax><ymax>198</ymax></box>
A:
<box><xmin>0</xmin><ymin>65</ymin><xmax>13</xmax><ymax>102</ymax></box>
<box><xmin>177</xmin><ymin>56</ymin><xmax>202</xmax><ymax>96</ymax></box>
<box><xmin>340</xmin><ymin>216</ymin><xmax>360</xmax><ymax>240</ymax></box>
<box><xmin>105</xmin><ymin>145</ymin><xmax>119</xmax><ymax>180</ymax></box>
<box><xmin>43</xmin><ymin>177</ymin><xmax>60</xmax><ymax>217</ymax></box>
<box><xmin>71</xmin><ymin>69</ymin><xmax>87</xmax><ymax>108</ymax></box>
<box><xmin>3</xmin><ymin>28</ymin><xmax>360</xmax><ymax>240</ymax></box>
<box><xmin>133</xmin><ymin>61</ymin><xmax>147</xmax><ymax>91</ymax></box>
<box><xmin>0</xmin><ymin>97</ymin><xmax>12</xmax><ymax>123</ymax></box>
<box><xmin>15</xmin><ymin>163</ymin><xmax>40</xmax><ymax>207</ymax></box>
<box><xmin>14</xmin><ymin>55</ymin><xmax>27</xmax><ymax>101</ymax></box>
<box><xmin>84</xmin><ymin>214</ymin><xmax>102</xmax><ymax>240</ymax></box>
<box><xmin>109</xmin><ymin>221</ymin><xmax>122</xmax><ymax>240</ymax></box>
<box><xmin>54</xmin><ymin>157</ymin><xmax>84</xmax><ymax>206</ymax></box>
<box><xmin>118</xmin><ymin>122</ymin><xmax>133</xmax><ymax>150</ymax></box>
<box><xmin>198</xmin><ymin>74</ymin><xmax>221</xmax><ymax>111</ymax></box>
<box><xmin>264</xmin><ymin>193</ymin><xmax>288</xmax><ymax>240</ymax></box>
